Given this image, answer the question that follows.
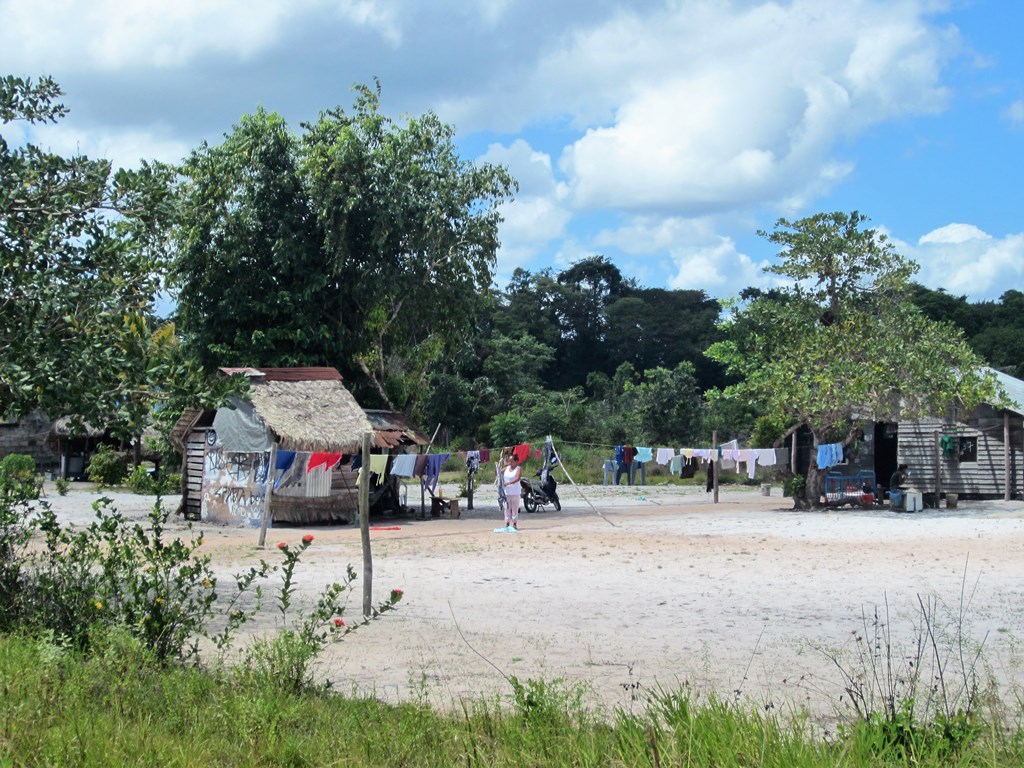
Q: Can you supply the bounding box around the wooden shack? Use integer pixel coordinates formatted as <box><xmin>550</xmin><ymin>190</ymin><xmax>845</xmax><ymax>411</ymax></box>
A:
<box><xmin>798</xmin><ymin>368</ymin><xmax>1024</xmax><ymax>504</ymax></box>
<box><xmin>894</xmin><ymin>368</ymin><xmax>1024</xmax><ymax>502</ymax></box>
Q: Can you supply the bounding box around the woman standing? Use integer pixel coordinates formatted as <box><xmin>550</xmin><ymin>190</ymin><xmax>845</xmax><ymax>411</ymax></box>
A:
<box><xmin>501</xmin><ymin>454</ymin><xmax>523</xmax><ymax>530</ymax></box>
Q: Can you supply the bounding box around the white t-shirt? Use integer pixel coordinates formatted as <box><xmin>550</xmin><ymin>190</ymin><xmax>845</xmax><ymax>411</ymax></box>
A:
<box><xmin>503</xmin><ymin>465</ymin><xmax>522</xmax><ymax>495</ymax></box>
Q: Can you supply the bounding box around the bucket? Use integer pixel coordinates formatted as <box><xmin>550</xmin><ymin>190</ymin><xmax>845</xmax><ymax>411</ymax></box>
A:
<box><xmin>760</xmin><ymin>483</ymin><xmax>771</xmax><ymax>496</ymax></box>
<box><xmin>890</xmin><ymin>490</ymin><xmax>903</xmax><ymax>510</ymax></box>
<box><xmin>946</xmin><ymin>493</ymin><xmax>958</xmax><ymax>509</ymax></box>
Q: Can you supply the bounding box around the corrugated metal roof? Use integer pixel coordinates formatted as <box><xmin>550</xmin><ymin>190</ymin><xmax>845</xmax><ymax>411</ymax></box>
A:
<box><xmin>218</xmin><ymin>367</ymin><xmax>343</xmax><ymax>382</ymax></box>
<box><xmin>989</xmin><ymin>367</ymin><xmax>1024</xmax><ymax>416</ymax></box>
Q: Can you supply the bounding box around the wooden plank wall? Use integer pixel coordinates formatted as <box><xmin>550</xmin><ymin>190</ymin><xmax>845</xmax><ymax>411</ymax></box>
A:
<box><xmin>184</xmin><ymin>431</ymin><xmax>207</xmax><ymax>520</ymax></box>
<box><xmin>899</xmin><ymin>411</ymin><xmax>1022</xmax><ymax>498</ymax></box>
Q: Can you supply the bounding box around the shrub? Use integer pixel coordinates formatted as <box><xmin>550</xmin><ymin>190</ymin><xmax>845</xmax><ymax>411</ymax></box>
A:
<box><xmin>238</xmin><ymin>539</ymin><xmax>403</xmax><ymax>695</ymax></box>
<box><xmin>86</xmin><ymin>445</ymin><xmax>129</xmax><ymax>487</ymax></box>
<box><xmin>0</xmin><ymin>454</ymin><xmax>38</xmax><ymax>501</ymax></box>
<box><xmin>54</xmin><ymin>477</ymin><xmax>70</xmax><ymax>496</ymax></box>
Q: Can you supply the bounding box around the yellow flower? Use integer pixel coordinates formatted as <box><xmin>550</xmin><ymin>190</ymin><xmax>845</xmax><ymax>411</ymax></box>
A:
<box><xmin>155</xmin><ymin>597</ymin><xmax>165</xmax><ymax>605</ymax></box>
<box><xmin>94</xmin><ymin>601</ymin><xmax>103</xmax><ymax>610</ymax></box>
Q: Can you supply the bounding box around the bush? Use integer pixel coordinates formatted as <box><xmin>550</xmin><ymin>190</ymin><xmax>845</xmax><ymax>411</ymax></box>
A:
<box><xmin>125</xmin><ymin>466</ymin><xmax>181</xmax><ymax>495</ymax></box>
<box><xmin>0</xmin><ymin>454</ymin><xmax>38</xmax><ymax>500</ymax></box>
<box><xmin>86</xmin><ymin>445</ymin><xmax>129</xmax><ymax>487</ymax></box>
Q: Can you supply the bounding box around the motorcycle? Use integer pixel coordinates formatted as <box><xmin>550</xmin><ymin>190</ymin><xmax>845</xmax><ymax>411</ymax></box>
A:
<box><xmin>521</xmin><ymin>469</ymin><xmax>561</xmax><ymax>513</ymax></box>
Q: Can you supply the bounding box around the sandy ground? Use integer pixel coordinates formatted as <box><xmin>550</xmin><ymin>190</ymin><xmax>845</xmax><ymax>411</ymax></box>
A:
<box><xmin>33</xmin><ymin>481</ymin><xmax>1024</xmax><ymax>720</ymax></box>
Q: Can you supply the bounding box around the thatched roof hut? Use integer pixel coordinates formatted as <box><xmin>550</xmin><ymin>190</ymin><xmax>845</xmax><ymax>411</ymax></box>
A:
<box><xmin>172</xmin><ymin>367</ymin><xmax>415</xmax><ymax>525</ymax></box>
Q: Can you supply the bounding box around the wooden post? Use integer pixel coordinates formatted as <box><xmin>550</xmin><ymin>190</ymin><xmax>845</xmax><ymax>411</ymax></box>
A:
<box><xmin>257</xmin><ymin>443</ymin><xmax>277</xmax><ymax>548</ymax></box>
<box><xmin>790</xmin><ymin>430</ymin><xmax>797</xmax><ymax>477</ymax></box>
<box><xmin>712</xmin><ymin>430</ymin><xmax>719</xmax><ymax>504</ymax></box>
<box><xmin>1005</xmin><ymin>412</ymin><xmax>1011</xmax><ymax>502</ymax></box>
<box><xmin>467</xmin><ymin>468</ymin><xmax>474</xmax><ymax>510</ymax></box>
<box><xmin>934</xmin><ymin>431</ymin><xmax>941</xmax><ymax>506</ymax></box>
<box><xmin>360</xmin><ymin>431</ymin><xmax>373</xmax><ymax>617</ymax></box>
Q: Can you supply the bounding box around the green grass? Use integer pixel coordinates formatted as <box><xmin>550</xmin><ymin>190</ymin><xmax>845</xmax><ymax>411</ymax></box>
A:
<box><xmin>3</xmin><ymin>632</ymin><xmax>1023</xmax><ymax>767</ymax></box>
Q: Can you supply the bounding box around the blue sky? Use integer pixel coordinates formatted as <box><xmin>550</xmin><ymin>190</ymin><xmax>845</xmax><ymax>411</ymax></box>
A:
<box><xmin>3</xmin><ymin>0</ymin><xmax>1021</xmax><ymax>302</ymax></box>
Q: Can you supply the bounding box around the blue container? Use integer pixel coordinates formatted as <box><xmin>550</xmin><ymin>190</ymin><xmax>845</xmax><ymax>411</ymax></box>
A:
<box><xmin>890</xmin><ymin>490</ymin><xmax>903</xmax><ymax>509</ymax></box>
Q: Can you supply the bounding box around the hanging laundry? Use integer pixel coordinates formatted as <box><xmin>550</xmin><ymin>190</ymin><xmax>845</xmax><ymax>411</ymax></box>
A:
<box><xmin>357</xmin><ymin>453</ymin><xmax>390</xmax><ymax>486</ymax></box>
<box><xmin>350</xmin><ymin>454</ymin><xmax>362</xmax><ymax>472</ymax></box>
<box><xmin>413</xmin><ymin>453</ymin><xmax>428</xmax><ymax>477</ymax></box>
<box><xmin>307</xmin><ymin>452</ymin><xmax>342</xmax><ymax>473</ymax></box>
<box><xmin>512</xmin><ymin>443</ymin><xmax>531</xmax><ymax>464</ymax></box>
<box><xmin>275</xmin><ymin>450</ymin><xmax>296</xmax><ymax>472</ymax></box>
<box><xmin>669</xmin><ymin>455</ymin><xmax>683</xmax><ymax>475</ymax></box>
<box><xmin>635</xmin><ymin>446</ymin><xmax>653</xmax><ymax>463</ymax></box>
<box><xmin>745</xmin><ymin>451</ymin><xmax>758</xmax><ymax>480</ymax></box>
<box><xmin>816</xmin><ymin>443</ymin><xmax>843</xmax><ymax>470</ymax></box>
<box><xmin>479</xmin><ymin>448</ymin><xmax>491</xmax><ymax>462</ymax></box>
<box><xmin>423</xmin><ymin>453</ymin><xmax>451</xmax><ymax>492</ymax></box>
<box><xmin>532</xmin><ymin>448</ymin><xmax>542</xmax><ymax>459</ymax></box>
<box><xmin>615</xmin><ymin>445</ymin><xmax>625</xmax><ymax>463</ymax></box>
<box><xmin>756</xmin><ymin>448</ymin><xmax>776</xmax><ymax>466</ymax></box>
<box><xmin>391</xmin><ymin>454</ymin><xmax>417</xmax><ymax>477</ymax></box>
<box><xmin>274</xmin><ymin>451</ymin><xmax>306</xmax><ymax>489</ymax></box>
<box><xmin>466</xmin><ymin>450</ymin><xmax>480</xmax><ymax>474</ymax></box>
<box><xmin>655</xmin><ymin>447</ymin><xmax>675</xmax><ymax>465</ymax></box>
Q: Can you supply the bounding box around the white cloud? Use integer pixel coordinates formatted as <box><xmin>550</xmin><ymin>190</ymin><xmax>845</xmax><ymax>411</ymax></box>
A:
<box><xmin>591</xmin><ymin>215</ymin><xmax>772</xmax><ymax>296</ymax></box>
<box><xmin>901</xmin><ymin>225</ymin><xmax>1024</xmax><ymax>300</ymax></box>
<box><xmin>1004</xmin><ymin>99</ymin><xmax>1024</xmax><ymax>128</ymax></box>
<box><xmin>0</xmin><ymin>0</ymin><xmax>401</xmax><ymax>72</ymax></box>
<box><xmin>918</xmin><ymin>223</ymin><xmax>991</xmax><ymax>246</ymax></box>
<box><xmin>539</xmin><ymin>1</ymin><xmax>956</xmax><ymax>215</ymax></box>
<box><xmin>481</xmin><ymin>140</ymin><xmax>572</xmax><ymax>274</ymax></box>
<box><xmin>27</xmin><ymin>120</ymin><xmax>191</xmax><ymax>169</ymax></box>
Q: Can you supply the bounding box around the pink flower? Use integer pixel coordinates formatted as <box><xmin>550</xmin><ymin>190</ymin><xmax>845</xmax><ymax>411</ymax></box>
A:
<box><xmin>333</xmin><ymin>618</ymin><xmax>345</xmax><ymax>627</ymax></box>
<box><xmin>277</xmin><ymin>542</ymin><xmax>288</xmax><ymax>550</ymax></box>
<box><xmin>302</xmin><ymin>534</ymin><xmax>314</xmax><ymax>543</ymax></box>
<box><xmin>390</xmin><ymin>588</ymin><xmax>404</xmax><ymax>601</ymax></box>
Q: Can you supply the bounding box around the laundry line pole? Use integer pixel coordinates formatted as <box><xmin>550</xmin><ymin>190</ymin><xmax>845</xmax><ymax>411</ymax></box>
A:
<box><xmin>712</xmin><ymin>430</ymin><xmax>719</xmax><ymax>504</ymax></box>
<box><xmin>360</xmin><ymin>430</ymin><xmax>373</xmax><ymax>617</ymax></box>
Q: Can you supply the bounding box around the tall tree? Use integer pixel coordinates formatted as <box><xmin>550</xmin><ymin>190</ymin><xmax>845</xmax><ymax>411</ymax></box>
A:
<box><xmin>302</xmin><ymin>83</ymin><xmax>515</xmax><ymax>411</ymax></box>
<box><xmin>0</xmin><ymin>75</ymin><xmax>208</xmax><ymax>437</ymax></box>
<box><xmin>173</xmin><ymin>109</ymin><xmax>329</xmax><ymax>372</ymax></box>
<box><xmin>707</xmin><ymin>211</ymin><xmax>1001</xmax><ymax>506</ymax></box>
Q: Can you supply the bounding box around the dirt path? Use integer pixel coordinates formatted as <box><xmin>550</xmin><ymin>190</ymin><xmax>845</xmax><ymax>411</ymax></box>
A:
<box><xmin>37</xmin><ymin>483</ymin><xmax>1024</xmax><ymax>719</ymax></box>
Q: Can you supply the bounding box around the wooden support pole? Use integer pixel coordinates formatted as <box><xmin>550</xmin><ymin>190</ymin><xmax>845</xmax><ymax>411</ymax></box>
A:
<box><xmin>360</xmin><ymin>431</ymin><xmax>373</xmax><ymax>617</ymax></box>
<box><xmin>712</xmin><ymin>430</ymin><xmax>719</xmax><ymax>504</ymax></box>
<box><xmin>257</xmin><ymin>443</ymin><xmax>277</xmax><ymax>548</ymax></box>
<box><xmin>934</xmin><ymin>430</ymin><xmax>941</xmax><ymax>506</ymax></box>
<box><xmin>1005</xmin><ymin>412</ymin><xmax>1011</xmax><ymax>502</ymax></box>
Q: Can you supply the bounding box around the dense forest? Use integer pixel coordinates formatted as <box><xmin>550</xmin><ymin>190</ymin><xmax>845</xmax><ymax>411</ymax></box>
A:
<box><xmin>413</xmin><ymin>259</ymin><xmax>1024</xmax><ymax>449</ymax></box>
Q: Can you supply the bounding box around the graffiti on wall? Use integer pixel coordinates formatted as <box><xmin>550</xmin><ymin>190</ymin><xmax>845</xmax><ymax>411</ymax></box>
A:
<box><xmin>201</xmin><ymin>439</ymin><xmax>270</xmax><ymax>526</ymax></box>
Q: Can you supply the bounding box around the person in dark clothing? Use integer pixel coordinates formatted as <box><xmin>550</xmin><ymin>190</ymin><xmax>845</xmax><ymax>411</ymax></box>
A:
<box><xmin>889</xmin><ymin>464</ymin><xmax>909</xmax><ymax>491</ymax></box>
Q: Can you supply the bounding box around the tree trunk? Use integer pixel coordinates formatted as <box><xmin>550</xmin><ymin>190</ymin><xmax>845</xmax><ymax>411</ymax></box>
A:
<box><xmin>804</xmin><ymin>431</ymin><xmax>823</xmax><ymax>508</ymax></box>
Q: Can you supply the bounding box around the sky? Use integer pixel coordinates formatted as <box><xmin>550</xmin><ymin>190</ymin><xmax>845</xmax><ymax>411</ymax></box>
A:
<box><xmin>3</xmin><ymin>0</ymin><xmax>1022</xmax><ymax>303</ymax></box>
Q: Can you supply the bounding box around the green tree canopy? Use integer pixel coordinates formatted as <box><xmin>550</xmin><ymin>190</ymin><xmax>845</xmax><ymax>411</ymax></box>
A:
<box><xmin>1</xmin><ymin>75</ymin><xmax>218</xmax><ymax>439</ymax></box>
<box><xmin>173</xmin><ymin>84</ymin><xmax>515</xmax><ymax>414</ymax></box>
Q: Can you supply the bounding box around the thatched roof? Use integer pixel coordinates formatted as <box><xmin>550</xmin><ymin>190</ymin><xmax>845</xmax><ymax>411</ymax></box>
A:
<box><xmin>248</xmin><ymin>378</ymin><xmax>373</xmax><ymax>453</ymax></box>
<box><xmin>49</xmin><ymin>416</ymin><xmax>106</xmax><ymax>438</ymax></box>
